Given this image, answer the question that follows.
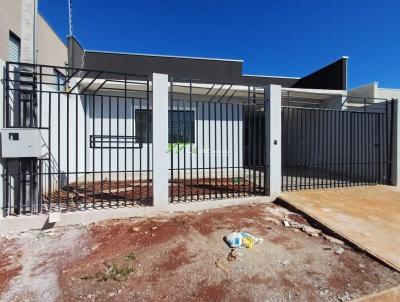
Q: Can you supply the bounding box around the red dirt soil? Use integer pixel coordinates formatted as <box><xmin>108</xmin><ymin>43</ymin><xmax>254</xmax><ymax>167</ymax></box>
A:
<box><xmin>0</xmin><ymin>239</ymin><xmax>22</xmax><ymax>295</ymax></box>
<box><xmin>56</xmin><ymin>203</ymin><xmax>400</xmax><ymax>302</ymax></box>
<box><xmin>44</xmin><ymin>178</ymin><xmax>258</xmax><ymax>212</ymax></box>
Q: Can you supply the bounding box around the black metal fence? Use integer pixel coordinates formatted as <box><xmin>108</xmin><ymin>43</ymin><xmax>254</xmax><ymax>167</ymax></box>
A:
<box><xmin>282</xmin><ymin>94</ymin><xmax>393</xmax><ymax>191</ymax></box>
<box><xmin>2</xmin><ymin>62</ymin><xmax>152</xmax><ymax>216</ymax></box>
<box><xmin>168</xmin><ymin>79</ymin><xmax>269</xmax><ymax>202</ymax></box>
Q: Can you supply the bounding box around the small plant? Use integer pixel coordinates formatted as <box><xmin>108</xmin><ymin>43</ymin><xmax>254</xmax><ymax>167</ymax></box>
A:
<box><xmin>233</xmin><ymin>177</ymin><xmax>242</xmax><ymax>185</ymax></box>
<box><xmin>81</xmin><ymin>262</ymin><xmax>134</xmax><ymax>282</ymax></box>
<box><xmin>126</xmin><ymin>252</ymin><xmax>136</xmax><ymax>261</ymax></box>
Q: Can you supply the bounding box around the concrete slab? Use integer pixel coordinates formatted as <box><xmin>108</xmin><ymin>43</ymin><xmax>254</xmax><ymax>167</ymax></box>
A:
<box><xmin>0</xmin><ymin>195</ymin><xmax>275</xmax><ymax>232</ymax></box>
<box><xmin>353</xmin><ymin>286</ymin><xmax>400</xmax><ymax>302</ymax></box>
<box><xmin>280</xmin><ymin>185</ymin><xmax>400</xmax><ymax>271</ymax></box>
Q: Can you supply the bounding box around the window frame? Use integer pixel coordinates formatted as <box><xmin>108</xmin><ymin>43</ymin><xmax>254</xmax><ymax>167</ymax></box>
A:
<box><xmin>8</xmin><ymin>31</ymin><xmax>21</xmax><ymax>62</ymax></box>
<box><xmin>135</xmin><ymin>109</ymin><xmax>195</xmax><ymax>144</ymax></box>
<box><xmin>54</xmin><ymin>68</ymin><xmax>66</xmax><ymax>91</ymax></box>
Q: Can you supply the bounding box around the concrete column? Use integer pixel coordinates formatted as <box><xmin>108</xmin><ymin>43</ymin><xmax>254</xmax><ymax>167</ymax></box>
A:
<box><xmin>391</xmin><ymin>99</ymin><xmax>400</xmax><ymax>186</ymax></box>
<box><xmin>152</xmin><ymin>73</ymin><xmax>169</xmax><ymax>207</ymax></box>
<box><xmin>266</xmin><ymin>85</ymin><xmax>282</xmax><ymax>196</ymax></box>
<box><xmin>20</xmin><ymin>0</ymin><xmax>38</xmax><ymax>64</ymax></box>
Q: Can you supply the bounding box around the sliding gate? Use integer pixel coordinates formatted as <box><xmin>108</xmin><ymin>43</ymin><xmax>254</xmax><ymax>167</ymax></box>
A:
<box><xmin>282</xmin><ymin>98</ymin><xmax>393</xmax><ymax>191</ymax></box>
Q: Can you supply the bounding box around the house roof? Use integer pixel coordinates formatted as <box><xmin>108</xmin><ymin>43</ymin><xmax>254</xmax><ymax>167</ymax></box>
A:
<box><xmin>68</xmin><ymin>36</ymin><xmax>348</xmax><ymax>90</ymax></box>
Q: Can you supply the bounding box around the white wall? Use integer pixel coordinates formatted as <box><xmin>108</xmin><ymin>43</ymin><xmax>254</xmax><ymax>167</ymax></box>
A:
<box><xmin>88</xmin><ymin>96</ymin><xmax>153</xmax><ymax>179</ymax></box>
<box><xmin>39</xmin><ymin>85</ymin><xmax>86</xmax><ymax>193</ymax></box>
<box><xmin>377</xmin><ymin>88</ymin><xmax>400</xmax><ymax>100</ymax></box>
<box><xmin>349</xmin><ymin>82</ymin><xmax>400</xmax><ymax>101</ymax></box>
<box><xmin>87</xmin><ymin>96</ymin><xmax>243</xmax><ymax>178</ymax></box>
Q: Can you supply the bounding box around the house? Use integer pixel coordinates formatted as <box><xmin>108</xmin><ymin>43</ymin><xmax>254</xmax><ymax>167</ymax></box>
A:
<box><xmin>0</xmin><ymin>1</ymin><xmax>397</xmax><ymax>220</ymax></box>
<box><xmin>349</xmin><ymin>82</ymin><xmax>400</xmax><ymax>104</ymax></box>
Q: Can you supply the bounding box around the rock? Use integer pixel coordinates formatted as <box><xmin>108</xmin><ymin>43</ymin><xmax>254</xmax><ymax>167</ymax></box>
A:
<box><xmin>279</xmin><ymin>259</ymin><xmax>291</xmax><ymax>266</ymax></box>
<box><xmin>117</xmin><ymin>290</ymin><xmax>122</xmax><ymax>294</ymax></box>
<box><xmin>90</xmin><ymin>244</ymin><xmax>100</xmax><ymax>251</ymax></box>
<box><xmin>335</xmin><ymin>247</ymin><xmax>345</xmax><ymax>255</ymax></box>
<box><xmin>87</xmin><ymin>294</ymin><xmax>92</xmax><ymax>298</ymax></box>
<box><xmin>283</xmin><ymin>220</ymin><xmax>290</xmax><ymax>227</ymax></box>
<box><xmin>151</xmin><ymin>226</ymin><xmax>158</xmax><ymax>230</ymax></box>
<box><xmin>109</xmin><ymin>292</ymin><xmax>115</xmax><ymax>297</ymax></box>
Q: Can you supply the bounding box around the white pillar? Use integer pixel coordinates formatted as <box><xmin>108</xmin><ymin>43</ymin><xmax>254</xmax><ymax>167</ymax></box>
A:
<box><xmin>0</xmin><ymin>59</ymin><xmax>5</xmax><ymax>211</ymax></box>
<box><xmin>391</xmin><ymin>99</ymin><xmax>400</xmax><ymax>186</ymax></box>
<box><xmin>20</xmin><ymin>0</ymin><xmax>38</xmax><ymax>64</ymax></box>
<box><xmin>266</xmin><ymin>85</ymin><xmax>282</xmax><ymax>196</ymax></box>
<box><xmin>152</xmin><ymin>73</ymin><xmax>169</xmax><ymax>207</ymax></box>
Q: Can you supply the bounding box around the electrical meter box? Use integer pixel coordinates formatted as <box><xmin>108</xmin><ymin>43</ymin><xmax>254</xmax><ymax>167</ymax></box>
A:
<box><xmin>1</xmin><ymin>128</ymin><xmax>42</xmax><ymax>158</ymax></box>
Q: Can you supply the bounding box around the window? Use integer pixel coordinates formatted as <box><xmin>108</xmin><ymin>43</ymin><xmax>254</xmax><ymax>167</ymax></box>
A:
<box><xmin>135</xmin><ymin>109</ymin><xmax>195</xmax><ymax>144</ymax></box>
<box><xmin>54</xmin><ymin>69</ymin><xmax>66</xmax><ymax>91</ymax></box>
<box><xmin>169</xmin><ymin>110</ymin><xmax>195</xmax><ymax>143</ymax></box>
<box><xmin>135</xmin><ymin>110</ymin><xmax>152</xmax><ymax>143</ymax></box>
<box><xmin>9</xmin><ymin>31</ymin><xmax>20</xmax><ymax>62</ymax></box>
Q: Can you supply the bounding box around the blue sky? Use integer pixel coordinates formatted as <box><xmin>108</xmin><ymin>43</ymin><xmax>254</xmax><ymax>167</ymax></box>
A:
<box><xmin>39</xmin><ymin>0</ymin><xmax>400</xmax><ymax>88</ymax></box>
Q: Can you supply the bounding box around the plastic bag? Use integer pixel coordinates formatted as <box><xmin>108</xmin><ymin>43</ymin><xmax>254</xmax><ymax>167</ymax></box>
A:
<box><xmin>224</xmin><ymin>232</ymin><xmax>263</xmax><ymax>249</ymax></box>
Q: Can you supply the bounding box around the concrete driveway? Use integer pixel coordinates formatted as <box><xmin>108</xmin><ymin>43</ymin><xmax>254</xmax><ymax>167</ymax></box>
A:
<box><xmin>280</xmin><ymin>185</ymin><xmax>400</xmax><ymax>271</ymax></box>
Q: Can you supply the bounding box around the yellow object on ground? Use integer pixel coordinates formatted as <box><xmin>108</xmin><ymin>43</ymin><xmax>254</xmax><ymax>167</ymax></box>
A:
<box><xmin>242</xmin><ymin>236</ymin><xmax>254</xmax><ymax>248</ymax></box>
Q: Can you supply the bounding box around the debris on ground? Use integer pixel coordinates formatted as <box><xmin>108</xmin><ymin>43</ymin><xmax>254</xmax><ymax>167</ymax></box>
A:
<box><xmin>336</xmin><ymin>247</ymin><xmax>345</xmax><ymax>255</ymax></box>
<box><xmin>323</xmin><ymin>234</ymin><xmax>345</xmax><ymax>245</ymax></box>
<box><xmin>279</xmin><ymin>259</ymin><xmax>291</xmax><ymax>266</ymax></box>
<box><xmin>283</xmin><ymin>220</ymin><xmax>322</xmax><ymax>237</ymax></box>
<box><xmin>215</xmin><ymin>258</ymin><xmax>229</xmax><ymax>275</ymax></box>
<box><xmin>224</xmin><ymin>232</ymin><xmax>263</xmax><ymax>249</ymax></box>
<box><xmin>227</xmin><ymin>249</ymin><xmax>238</xmax><ymax>262</ymax></box>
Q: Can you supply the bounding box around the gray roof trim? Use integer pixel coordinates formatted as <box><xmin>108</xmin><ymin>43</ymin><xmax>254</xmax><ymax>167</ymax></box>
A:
<box><xmin>243</xmin><ymin>73</ymin><xmax>300</xmax><ymax>79</ymax></box>
<box><xmin>86</xmin><ymin>49</ymin><xmax>244</xmax><ymax>63</ymax></box>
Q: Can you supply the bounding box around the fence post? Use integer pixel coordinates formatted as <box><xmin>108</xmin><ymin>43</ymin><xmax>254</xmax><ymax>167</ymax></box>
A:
<box><xmin>152</xmin><ymin>73</ymin><xmax>169</xmax><ymax>207</ymax></box>
<box><xmin>0</xmin><ymin>59</ymin><xmax>5</xmax><ymax>212</ymax></box>
<box><xmin>391</xmin><ymin>99</ymin><xmax>400</xmax><ymax>186</ymax></box>
<box><xmin>265</xmin><ymin>85</ymin><xmax>282</xmax><ymax>196</ymax></box>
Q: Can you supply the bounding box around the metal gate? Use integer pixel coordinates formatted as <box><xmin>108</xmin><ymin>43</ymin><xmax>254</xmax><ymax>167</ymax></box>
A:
<box><xmin>282</xmin><ymin>96</ymin><xmax>393</xmax><ymax>191</ymax></box>
<box><xmin>168</xmin><ymin>79</ymin><xmax>269</xmax><ymax>202</ymax></box>
<box><xmin>2</xmin><ymin>62</ymin><xmax>152</xmax><ymax>216</ymax></box>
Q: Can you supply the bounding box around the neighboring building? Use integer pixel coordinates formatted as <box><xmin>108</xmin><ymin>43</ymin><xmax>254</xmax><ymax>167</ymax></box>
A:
<box><xmin>0</xmin><ymin>0</ymin><xmax>67</xmax><ymax>66</ymax></box>
<box><xmin>349</xmin><ymin>82</ymin><xmax>400</xmax><ymax>101</ymax></box>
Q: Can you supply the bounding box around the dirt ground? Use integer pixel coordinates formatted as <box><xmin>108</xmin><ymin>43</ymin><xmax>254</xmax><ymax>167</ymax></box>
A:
<box><xmin>1</xmin><ymin>202</ymin><xmax>399</xmax><ymax>302</ymax></box>
<box><xmin>43</xmin><ymin>178</ymin><xmax>256</xmax><ymax>212</ymax></box>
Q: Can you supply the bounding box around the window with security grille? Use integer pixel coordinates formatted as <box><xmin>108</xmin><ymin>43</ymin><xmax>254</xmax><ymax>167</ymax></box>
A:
<box><xmin>135</xmin><ymin>109</ymin><xmax>194</xmax><ymax>144</ymax></box>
